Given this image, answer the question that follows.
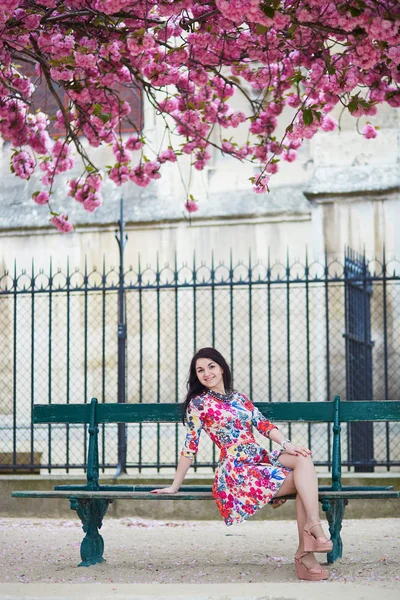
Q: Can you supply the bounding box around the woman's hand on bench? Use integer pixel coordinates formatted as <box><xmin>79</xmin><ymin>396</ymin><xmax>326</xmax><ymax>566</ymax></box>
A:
<box><xmin>149</xmin><ymin>486</ymin><xmax>179</xmax><ymax>494</ymax></box>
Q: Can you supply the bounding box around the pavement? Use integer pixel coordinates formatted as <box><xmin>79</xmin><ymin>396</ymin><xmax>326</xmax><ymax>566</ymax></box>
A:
<box><xmin>1</xmin><ymin>582</ymin><xmax>399</xmax><ymax>600</ymax></box>
<box><xmin>0</xmin><ymin>516</ymin><xmax>398</xmax><ymax>600</ymax></box>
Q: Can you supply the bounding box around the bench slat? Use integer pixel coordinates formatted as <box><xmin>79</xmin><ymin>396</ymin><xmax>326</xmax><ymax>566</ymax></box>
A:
<box><xmin>54</xmin><ymin>484</ymin><xmax>395</xmax><ymax>493</ymax></box>
<box><xmin>33</xmin><ymin>400</ymin><xmax>400</xmax><ymax>424</ymax></box>
<box><xmin>339</xmin><ymin>401</ymin><xmax>400</xmax><ymax>422</ymax></box>
<box><xmin>33</xmin><ymin>404</ymin><xmax>91</xmax><ymax>424</ymax></box>
<box><xmin>12</xmin><ymin>490</ymin><xmax>400</xmax><ymax>500</ymax></box>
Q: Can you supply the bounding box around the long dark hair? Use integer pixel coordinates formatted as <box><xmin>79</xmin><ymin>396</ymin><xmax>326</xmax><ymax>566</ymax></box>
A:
<box><xmin>181</xmin><ymin>347</ymin><xmax>233</xmax><ymax>423</ymax></box>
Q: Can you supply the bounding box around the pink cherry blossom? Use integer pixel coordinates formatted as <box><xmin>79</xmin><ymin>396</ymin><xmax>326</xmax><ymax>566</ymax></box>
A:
<box><xmin>266</xmin><ymin>162</ymin><xmax>279</xmax><ymax>174</ymax></box>
<box><xmin>253</xmin><ymin>174</ymin><xmax>270</xmax><ymax>194</ymax></box>
<box><xmin>33</xmin><ymin>190</ymin><xmax>50</xmax><ymax>205</ymax></box>
<box><xmin>12</xmin><ymin>151</ymin><xmax>34</xmax><ymax>179</ymax></box>
<box><xmin>282</xmin><ymin>149</ymin><xmax>297</xmax><ymax>162</ymax></box>
<box><xmin>0</xmin><ymin>0</ymin><xmax>396</xmax><ymax>230</ymax></box>
<box><xmin>126</xmin><ymin>136</ymin><xmax>143</xmax><ymax>151</ymax></box>
<box><xmin>129</xmin><ymin>165</ymin><xmax>151</xmax><ymax>187</ymax></box>
<box><xmin>158</xmin><ymin>148</ymin><xmax>177</xmax><ymax>163</ymax></box>
<box><xmin>113</xmin><ymin>143</ymin><xmax>132</xmax><ymax>164</ymax></box>
<box><xmin>68</xmin><ymin>174</ymin><xmax>103</xmax><ymax>211</ymax></box>
<box><xmin>51</xmin><ymin>214</ymin><xmax>74</xmax><ymax>233</ymax></box>
<box><xmin>362</xmin><ymin>123</ymin><xmax>378</xmax><ymax>139</ymax></box>
<box><xmin>109</xmin><ymin>165</ymin><xmax>130</xmax><ymax>185</ymax></box>
<box><xmin>143</xmin><ymin>160</ymin><xmax>161</xmax><ymax>179</ymax></box>
<box><xmin>321</xmin><ymin>115</ymin><xmax>338</xmax><ymax>132</ymax></box>
<box><xmin>184</xmin><ymin>200</ymin><xmax>199</xmax><ymax>213</ymax></box>
<box><xmin>287</xmin><ymin>94</ymin><xmax>302</xmax><ymax>108</ymax></box>
<box><xmin>83</xmin><ymin>193</ymin><xmax>102</xmax><ymax>212</ymax></box>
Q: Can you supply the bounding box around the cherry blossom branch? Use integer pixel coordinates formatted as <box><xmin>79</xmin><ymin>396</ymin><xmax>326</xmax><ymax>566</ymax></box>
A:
<box><xmin>0</xmin><ymin>0</ymin><xmax>398</xmax><ymax>228</ymax></box>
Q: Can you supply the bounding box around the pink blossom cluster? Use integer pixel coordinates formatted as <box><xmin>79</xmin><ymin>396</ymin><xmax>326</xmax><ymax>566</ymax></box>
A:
<box><xmin>51</xmin><ymin>214</ymin><xmax>74</xmax><ymax>233</ymax></box>
<box><xmin>68</xmin><ymin>174</ymin><xmax>103</xmax><ymax>212</ymax></box>
<box><xmin>12</xmin><ymin>150</ymin><xmax>34</xmax><ymax>179</ymax></box>
<box><xmin>184</xmin><ymin>199</ymin><xmax>199</xmax><ymax>213</ymax></box>
<box><xmin>0</xmin><ymin>1</ymin><xmax>398</xmax><ymax>230</ymax></box>
<box><xmin>109</xmin><ymin>158</ymin><xmax>166</xmax><ymax>187</ymax></box>
<box><xmin>362</xmin><ymin>123</ymin><xmax>378</xmax><ymax>139</ymax></box>
<box><xmin>33</xmin><ymin>190</ymin><xmax>50</xmax><ymax>205</ymax></box>
<box><xmin>252</xmin><ymin>173</ymin><xmax>270</xmax><ymax>194</ymax></box>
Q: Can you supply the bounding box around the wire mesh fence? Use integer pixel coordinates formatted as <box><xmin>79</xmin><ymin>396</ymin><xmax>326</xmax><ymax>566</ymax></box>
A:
<box><xmin>0</xmin><ymin>249</ymin><xmax>399</xmax><ymax>473</ymax></box>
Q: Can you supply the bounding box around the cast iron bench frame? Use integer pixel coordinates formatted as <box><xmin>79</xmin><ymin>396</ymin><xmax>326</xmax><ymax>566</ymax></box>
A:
<box><xmin>12</xmin><ymin>395</ymin><xmax>400</xmax><ymax>567</ymax></box>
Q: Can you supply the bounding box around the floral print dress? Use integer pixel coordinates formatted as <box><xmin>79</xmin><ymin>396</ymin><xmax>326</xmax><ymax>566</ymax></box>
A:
<box><xmin>181</xmin><ymin>390</ymin><xmax>291</xmax><ymax>526</ymax></box>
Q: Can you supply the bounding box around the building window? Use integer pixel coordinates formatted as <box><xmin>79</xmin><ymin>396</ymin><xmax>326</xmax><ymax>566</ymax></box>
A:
<box><xmin>17</xmin><ymin>62</ymin><xmax>143</xmax><ymax>137</ymax></box>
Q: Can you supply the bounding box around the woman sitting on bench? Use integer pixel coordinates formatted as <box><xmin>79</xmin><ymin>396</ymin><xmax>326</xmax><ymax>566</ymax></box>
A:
<box><xmin>150</xmin><ymin>347</ymin><xmax>332</xmax><ymax>581</ymax></box>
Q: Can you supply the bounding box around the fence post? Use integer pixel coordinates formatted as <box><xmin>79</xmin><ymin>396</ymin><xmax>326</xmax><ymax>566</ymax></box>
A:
<box><xmin>344</xmin><ymin>247</ymin><xmax>374</xmax><ymax>472</ymax></box>
<box><xmin>114</xmin><ymin>198</ymin><xmax>128</xmax><ymax>478</ymax></box>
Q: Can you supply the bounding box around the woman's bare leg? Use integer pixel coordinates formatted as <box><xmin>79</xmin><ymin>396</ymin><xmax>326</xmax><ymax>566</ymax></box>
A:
<box><xmin>274</xmin><ymin>453</ymin><xmax>327</xmax><ymax>541</ymax></box>
<box><xmin>295</xmin><ymin>493</ymin><xmax>306</xmax><ymax>551</ymax></box>
<box><xmin>295</xmin><ymin>492</ymin><xmax>327</xmax><ymax>570</ymax></box>
<box><xmin>273</xmin><ymin>468</ymin><xmax>326</xmax><ymax>570</ymax></box>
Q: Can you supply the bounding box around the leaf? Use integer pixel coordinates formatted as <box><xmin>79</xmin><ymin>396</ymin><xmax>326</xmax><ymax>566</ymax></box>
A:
<box><xmin>288</xmin><ymin>71</ymin><xmax>304</xmax><ymax>84</ymax></box>
<box><xmin>349</xmin><ymin>7</ymin><xmax>363</xmax><ymax>17</ymax></box>
<box><xmin>99</xmin><ymin>112</ymin><xmax>111</xmax><ymax>123</ymax></box>
<box><xmin>352</xmin><ymin>26</ymin><xmax>366</xmax><ymax>37</ymax></box>
<box><xmin>348</xmin><ymin>99</ymin><xmax>359</xmax><ymax>113</ymax></box>
<box><xmin>261</xmin><ymin>5</ymin><xmax>275</xmax><ymax>19</ymax></box>
<box><xmin>92</xmin><ymin>104</ymin><xmax>103</xmax><ymax>116</ymax></box>
<box><xmin>255</xmin><ymin>24</ymin><xmax>268</xmax><ymax>35</ymax></box>
<box><xmin>303</xmin><ymin>109</ymin><xmax>313</xmax><ymax>126</ymax></box>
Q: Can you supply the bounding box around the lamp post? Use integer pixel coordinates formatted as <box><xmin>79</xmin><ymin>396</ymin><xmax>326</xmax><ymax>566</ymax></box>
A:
<box><xmin>114</xmin><ymin>197</ymin><xmax>128</xmax><ymax>478</ymax></box>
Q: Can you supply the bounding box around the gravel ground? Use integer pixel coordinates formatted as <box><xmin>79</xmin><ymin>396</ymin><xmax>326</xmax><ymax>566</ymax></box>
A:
<box><xmin>0</xmin><ymin>517</ymin><xmax>398</xmax><ymax>597</ymax></box>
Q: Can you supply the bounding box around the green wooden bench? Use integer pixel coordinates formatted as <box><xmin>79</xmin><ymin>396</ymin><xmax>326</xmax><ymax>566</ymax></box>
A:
<box><xmin>12</xmin><ymin>395</ymin><xmax>400</xmax><ymax>567</ymax></box>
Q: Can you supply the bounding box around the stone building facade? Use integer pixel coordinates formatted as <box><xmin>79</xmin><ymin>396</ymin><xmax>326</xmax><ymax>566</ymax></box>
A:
<box><xmin>0</xmin><ymin>97</ymin><xmax>399</xmax><ymax>271</ymax></box>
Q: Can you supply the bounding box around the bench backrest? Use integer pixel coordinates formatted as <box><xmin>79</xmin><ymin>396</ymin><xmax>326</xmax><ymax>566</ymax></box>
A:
<box><xmin>33</xmin><ymin>398</ymin><xmax>400</xmax><ymax>424</ymax></box>
<box><xmin>32</xmin><ymin>397</ymin><xmax>400</xmax><ymax>491</ymax></box>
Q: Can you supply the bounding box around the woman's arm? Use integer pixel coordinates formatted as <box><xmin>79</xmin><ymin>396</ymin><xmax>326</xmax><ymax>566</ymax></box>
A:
<box><xmin>150</xmin><ymin>400</ymin><xmax>203</xmax><ymax>494</ymax></box>
<box><xmin>150</xmin><ymin>454</ymin><xmax>193</xmax><ymax>494</ymax></box>
<box><xmin>268</xmin><ymin>427</ymin><xmax>311</xmax><ymax>457</ymax></box>
<box><xmin>268</xmin><ymin>427</ymin><xmax>288</xmax><ymax>446</ymax></box>
<box><xmin>248</xmin><ymin>396</ymin><xmax>311</xmax><ymax>458</ymax></box>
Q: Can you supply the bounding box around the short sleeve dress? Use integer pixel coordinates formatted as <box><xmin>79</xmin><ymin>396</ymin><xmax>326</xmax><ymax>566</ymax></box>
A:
<box><xmin>181</xmin><ymin>390</ymin><xmax>291</xmax><ymax>526</ymax></box>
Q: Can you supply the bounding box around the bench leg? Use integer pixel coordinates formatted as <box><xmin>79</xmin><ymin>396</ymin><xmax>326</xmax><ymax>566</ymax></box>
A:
<box><xmin>70</xmin><ymin>498</ymin><xmax>111</xmax><ymax>567</ymax></box>
<box><xmin>321</xmin><ymin>498</ymin><xmax>347</xmax><ymax>564</ymax></box>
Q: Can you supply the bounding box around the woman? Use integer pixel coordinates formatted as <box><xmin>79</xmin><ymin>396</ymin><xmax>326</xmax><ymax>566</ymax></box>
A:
<box><xmin>150</xmin><ymin>347</ymin><xmax>332</xmax><ymax>581</ymax></box>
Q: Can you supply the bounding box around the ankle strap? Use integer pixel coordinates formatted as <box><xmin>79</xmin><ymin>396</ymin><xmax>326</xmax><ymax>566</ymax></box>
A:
<box><xmin>309</xmin><ymin>522</ymin><xmax>322</xmax><ymax>531</ymax></box>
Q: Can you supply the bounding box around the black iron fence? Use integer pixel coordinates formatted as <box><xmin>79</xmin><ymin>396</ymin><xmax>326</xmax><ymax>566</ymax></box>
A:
<box><xmin>1</xmin><ymin>241</ymin><xmax>400</xmax><ymax>473</ymax></box>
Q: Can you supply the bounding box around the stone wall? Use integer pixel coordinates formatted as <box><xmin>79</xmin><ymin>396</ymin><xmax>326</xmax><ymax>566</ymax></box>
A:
<box><xmin>0</xmin><ymin>94</ymin><xmax>399</xmax><ymax>267</ymax></box>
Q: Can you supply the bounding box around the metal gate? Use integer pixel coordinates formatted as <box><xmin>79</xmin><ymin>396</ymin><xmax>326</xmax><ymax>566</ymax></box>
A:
<box><xmin>344</xmin><ymin>249</ymin><xmax>374</xmax><ymax>472</ymax></box>
<box><xmin>1</xmin><ymin>239</ymin><xmax>400</xmax><ymax>473</ymax></box>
